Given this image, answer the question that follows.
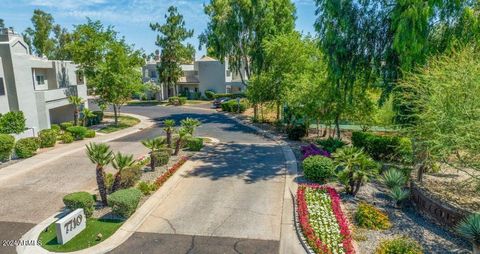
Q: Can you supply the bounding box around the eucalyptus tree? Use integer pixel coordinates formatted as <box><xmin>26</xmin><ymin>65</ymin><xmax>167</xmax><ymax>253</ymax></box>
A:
<box><xmin>23</xmin><ymin>9</ymin><xmax>55</xmax><ymax>57</ymax></box>
<box><xmin>150</xmin><ymin>6</ymin><xmax>194</xmax><ymax>97</ymax></box>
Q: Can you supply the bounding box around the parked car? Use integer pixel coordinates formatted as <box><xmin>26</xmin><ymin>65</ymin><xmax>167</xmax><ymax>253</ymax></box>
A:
<box><xmin>212</xmin><ymin>97</ymin><xmax>230</xmax><ymax>108</ymax></box>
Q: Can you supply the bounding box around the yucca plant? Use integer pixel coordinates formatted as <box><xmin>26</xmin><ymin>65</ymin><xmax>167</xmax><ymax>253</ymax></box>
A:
<box><xmin>85</xmin><ymin>143</ymin><xmax>113</xmax><ymax>205</ymax></box>
<box><xmin>389</xmin><ymin>186</ymin><xmax>410</xmax><ymax>208</ymax></box>
<box><xmin>81</xmin><ymin>108</ymin><xmax>95</xmax><ymax>127</ymax></box>
<box><xmin>180</xmin><ymin>118</ymin><xmax>201</xmax><ymax>136</ymax></box>
<box><xmin>382</xmin><ymin>168</ymin><xmax>407</xmax><ymax>189</ymax></box>
<box><xmin>111</xmin><ymin>152</ymin><xmax>135</xmax><ymax>193</ymax></box>
<box><xmin>456</xmin><ymin>213</ymin><xmax>480</xmax><ymax>254</ymax></box>
<box><xmin>141</xmin><ymin>137</ymin><xmax>166</xmax><ymax>171</ymax></box>
<box><xmin>163</xmin><ymin>119</ymin><xmax>176</xmax><ymax>147</ymax></box>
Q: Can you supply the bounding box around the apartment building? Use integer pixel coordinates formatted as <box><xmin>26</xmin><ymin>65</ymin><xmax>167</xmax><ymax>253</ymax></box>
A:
<box><xmin>0</xmin><ymin>28</ymin><xmax>88</xmax><ymax>132</ymax></box>
<box><xmin>142</xmin><ymin>56</ymin><xmax>246</xmax><ymax>100</ymax></box>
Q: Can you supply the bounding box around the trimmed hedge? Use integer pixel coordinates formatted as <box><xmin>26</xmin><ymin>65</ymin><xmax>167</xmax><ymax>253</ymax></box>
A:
<box><xmin>120</xmin><ymin>164</ymin><xmax>142</xmax><ymax>189</ymax></box>
<box><xmin>61</xmin><ymin>132</ymin><xmax>74</xmax><ymax>143</ymax></box>
<box><xmin>0</xmin><ymin>111</ymin><xmax>26</xmax><ymax>134</ymax></box>
<box><xmin>85</xmin><ymin>130</ymin><xmax>96</xmax><ymax>138</ymax></box>
<box><xmin>286</xmin><ymin>124</ymin><xmax>307</xmax><ymax>140</ymax></box>
<box><xmin>302</xmin><ymin>155</ymin><xmax>335</xmax><ymax>182</ymax></box>
<box><xmin>213</xmin><ymin>93</ymin><xmax>246</xmax><ymax>99</ymax></box>
<box><xmin>15</xmin><ymin>137</ymin><xmax>40</xmax><ymax>158</ymax></box>
<box><xmin>204</xmin><ymin>90</ymin><xmax>216</xmax><ymax>100</ymax></box>
<box><xmin>63</xmin><ymin>192</ymin><xmax>95</xmax><ymax>218</ymax></box>
<box><xmin>39</xmin><ymin>129</ymin><xmax>57</xmax><ymax>148</ymax></box>
<box><xmin>351</xmin><ymin>132</ymin><xmax>413</xmax><ymax>163</ymax></box>
<box><xmin>108</xmin><ymin>188</ymin><xmax>142</xmax><ymax>218</ymax></box>
<box><xmin>168</xmin><ymin>96</ymin><xmax>187</xmax><ymax>105</ymax></box>
<box><xmin>153</xmin><ymin>151</ymin><xmax>170</xmax><ymax>166</ymax></box>
<box><xmin>60</xmin><ymin>122</ymin><xmax>74</xmax><ymax>130</ymax></box>
<box><xmin>221</xmin><ymin>100</ymin><xmax>247</xmax><ymax>113</ymax></box>
<box><xmin>0</xmin><ymin>134</ymin><xmax>15</xmax><ymax>162</ymax></box>
<box><xmin>186</xmin><ymin>137</ymin><xmax>203</xmax><ymax>151</ymax></box>
<box><xmin>66</xmin><ymin>126</ymin><xmax>88</xmax><ymax>140</ymax></box>
<box><xmin>50</xmin><ymin>124</ymin><xmax>61</xmax><ymax>134</ymax></box>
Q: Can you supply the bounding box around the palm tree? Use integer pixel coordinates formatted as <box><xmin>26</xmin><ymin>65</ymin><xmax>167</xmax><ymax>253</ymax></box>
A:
<box><xmin>457</xmin><ymin>213</ymin><xmax>480</xmax><ymax>254</ymax></box>
<box><xmin>81</xmin><ymin>108</ymin><xmax>95</xmax><ymax>127</ymax></box>
<box><xmin>111</xmin><ymin>152</ymin><xmax>135</xmax><ymax>193</ymax></box>
<box><xmin>174</xmin><ymin>127</ymin><xmax>190</xmax><ymax>156</ymax></box>
<box><xmin>68</xmin><ymin>95</ymin><xmax>84</xmax><ymax>126</ymax></box>
<box><xmin>163</xmin><ymin>119</ymin><xmax>176</xmax><ymax>147</ymax></box>
<box><xmin>180</xmin><ymin>118</ymin><xmax>201</xmax><ymax>136</ymax></box>
<box><xmin>141</xmin><ymin>137</ymin><xmax>166</xmax><ymax>171</ymax></box>
<box><xmin>86</xmin><ymin>143</ymin><xmax>113</xmax><ymax>205</ymax></box>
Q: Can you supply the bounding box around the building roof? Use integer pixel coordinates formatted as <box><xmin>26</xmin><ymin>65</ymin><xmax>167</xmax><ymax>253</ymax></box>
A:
<box><xmin>197</xmin><ymin>56</ymin><xmax>218</xmax><ymax>62</ymax></box>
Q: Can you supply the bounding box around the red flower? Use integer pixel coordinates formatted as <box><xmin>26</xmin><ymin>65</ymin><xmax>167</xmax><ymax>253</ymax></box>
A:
<box><xmin>154</xmin><ymin>156</ymin><xmax>189</xmax><ymax>188</ymax></box>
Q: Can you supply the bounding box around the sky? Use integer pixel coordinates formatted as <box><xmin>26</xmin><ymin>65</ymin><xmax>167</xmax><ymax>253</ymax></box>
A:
<box><xmin>0</xmin><ymin>0</ymin><xmax>318</xmax><ymax>59</ymax></box>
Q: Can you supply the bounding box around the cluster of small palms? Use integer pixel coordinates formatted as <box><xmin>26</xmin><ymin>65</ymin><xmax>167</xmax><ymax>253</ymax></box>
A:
<box><xmin>85</xmin><ymin>143</ymin><xmax>135</xmax><ymax>206</ymax></box>
<box><xmin>381</xmin><ymin>168</ymin><xmax>410</xmax><ymax>207</ymax></box>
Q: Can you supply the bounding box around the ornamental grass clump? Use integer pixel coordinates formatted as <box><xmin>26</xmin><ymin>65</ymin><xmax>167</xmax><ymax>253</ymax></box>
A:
<box><xmin>389</xmin><ymin>187</ymin><xmax>410</xmax><ymax>207</ymax></box>
<box><xmin>355</xmin><ymin>202</ymin><xmax>391</xmax><ymax>230</ymax></box>
<box><xmin>456</xmin><ymin>213</ymin><xmax>480</xmax><ymax>254</ymax></box>
<box><xmin>381</xmin><ymin>168</ymin><xmax>407</xmax><ymax>189</ymax></box>
<box><xmin>375</xmin><ymin>236</ymin><xmax>423</xmax><ymax>254</ymax></box>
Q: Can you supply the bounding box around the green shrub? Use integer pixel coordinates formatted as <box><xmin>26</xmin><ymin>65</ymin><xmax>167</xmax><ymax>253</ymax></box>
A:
<box><xmin>168</xmin><ymin>96</ymin><xmax>187</xmax><ymax>105</ymax></box>
<box><xmin>375</xmin><ymin>236</ymin><xmax>423</xmax><ymax>254</ymax></box>
<box><xmin>286</xmin><ymin>124</ymin><xmax>307</xmax><ymax>140</ymax></box>
<box><xmin>66</xmin><ymin>126</ymin><xmax>88</xmax><ymax>140</ymax></box>
<box><xmin>302</xmin><ymin>155</ymin><xmax>335</xmax><ymax>182</ymax></box>
<box><xmin>0</xmin><ymin>111</ymin><xmax>26</xmax><ymax>134</ymax></box>
<box><xmin>60</xmin><ymin>122</ymin><xmax>74</xmax><ymax>130</ymax></box>
<box><xmin>0</xmin><ymin>134</ymin><xmax>15</xmax><ymax>162</ymax></box>
<box><xmin>351</xmin><ymin>132</ymin><xmax>413</xmax><ymax>163</ymax></box>
<box><xmin>221</xmin><ymin>100</ymin><xmax>247</xmax><ymax>113</ymax></box>
<box><xmin>38</xmin><ymin>129</ymin><xmax>57</xmax><ymax>148</ymax></box>
<box><xmin>389</xmin><ymin>187</ymin><xmax>410</xmax><ymax>206</ymax></box>
<box><xmin>50</xmin><ymin>124</ymin><xmax>61</xmax><ymax>134</ymax></box>
<box><xmin>108</xmin><ymin>188</ymin><xmax>142</xmax><ymax>218</ymax></box>
<box><xmin>186</xmin><ymin>137</ymin><xmax>203</xmax><ymax>151</ymax></box>
<box><xmin>120</xmin><ymin>164</ymin><xmax>142</xmax><ymax>189</ymax></box>
<box><xmin>316</xmin><ymin>137</ymin><xmax>346</xmax><ymax>153</ymax></box>
<box><xmin>204</xmin><ymin>90</ymin><xmax>216</xmax><ymax>100</ymax></box>
<box><xmin>85</xmin><ymin>129</ymin><xmax>96</xmax><ymax>138</ymax></box>
<box><xmin>105</xmin><ymin>173</ymin><xmax>114</xmax><ymax>192</ymax></box>
<box><xmin>137</xmin><ymin>181</ymin><xmax>158</xmax><ymax>196</ymax></box>
<box><xmin>93</xmin><ymin>111</ymin><xmax>104</xmax><ymax>123</ymax></box>
<box><xmin>62</xmin><ymin>192</ymin><xmax>95</xmax><ymax>218</ymax></box>
<box><xmin>61</xmin><ymin>132</ymin><xmax>74</xmax><ymax>144</ymax></box>
<box><xmin>153</xmin><ymin>151</ymin><xmax>170</xmax><ymax>166</ymax></box>
<box><xmin>213</xmin><ymin>93</ymin><xmax>246</xmax><ymax>99</ymax></box>
<box><xmin>355</xmin><ymin>202</ymin><xmax>391</xmax><ymax>230</ymax></box>
<box><xmin>381</xmin><ymin>168</ymin><xmax>408</xmax><ymax>189</ymax></box>
<box><xmin>14</xmin><ymin>137</ymin><xmax>40</xmax><ymax>158</ymax></box>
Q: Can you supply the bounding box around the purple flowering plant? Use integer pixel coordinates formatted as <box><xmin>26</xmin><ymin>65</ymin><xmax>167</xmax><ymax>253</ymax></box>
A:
<box><xmin>300</xmin><ymin>144</ymin><xmax>331</xmax><ymax>160</ymax></box>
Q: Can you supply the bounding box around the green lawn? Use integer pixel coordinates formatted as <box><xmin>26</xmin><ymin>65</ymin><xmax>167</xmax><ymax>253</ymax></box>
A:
<box><xmin>39</xmin><ymin>218</ymin><xmax>123</xmax><ymax>252</ymax></box>
<box><xmin>127</xmin><ymin>100</ymin><xmax>166</xmax><ymax>106</ymax></box>
<box><xmin>98</xmin><ymin>115</ymin><xmax>140</xmax><ymax>134</ymax></box>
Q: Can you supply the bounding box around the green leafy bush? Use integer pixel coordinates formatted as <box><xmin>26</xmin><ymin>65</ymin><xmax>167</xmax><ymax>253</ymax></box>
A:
<box><xmin>302</xmin><ymin>155</ymin><xmax>335</xmax><ymax>182</ymax></box>
<box><xmin>204</xmin><ymin>90</ymin><xmax>216</xmax><ymax>100</ymax></box>
<box><xmin>316</xmin><ymin>137</ymin><xmax>346</xmax><ymax>153</ymax></box>
<box><xmin>66</xmin><ymin>126</ymin><xmax>88</xmax><ymax>140</ymax></box>
<box><xmin>221</xmin><ymin>100</ymin><xmax>247</xmax><ymax>113</ymax></box>
<box><xmin>38</xmin><ymin>129</ymin><xmax>57</xmax><ymax>148</ymax></box>
<box><xmin>381</xmin><ymin>168</ymin><xmax>407</xmax><ymax>189</ymax></box>
<box><xmin>153</xmin><ymin>151</ymin><xmax>170</xmax><ymax>166</ymax></box>
<box><xmin>186</xmin><ymin>137</ymin><xmax>203</xmax><ymax>151</ymax></box>
<box><xmin>61</xmin><ymin>132</ymin><xmax>74</xmax><ymax>144</ymax></box>
<box><xmin>351</xmin><ymin>132</ymin><xmax>412</xmax><ymax>163</ymax></box>
<box><xmin>120</xmin><ymin>164</ymin><xmax>142</xmax><ymax>189</ymax></box>
<box><xmin>0</xmin><ymin>111</ymin><xmax>26</xmax><ymax>134</ymax></box>
<box><xmin>50</xmin><ymin>124</ymin><xmax>61</xmax><ymax>134</ymax></box>
<box><xmin>85</xmin><ymin>130</ymin><xmax>96</xmax><ymax>138</ymax></box>
<box><xmin>168</xmin><ymin>96</ymin><xmax>187</xmax><ymax>105</ymax></box>
<box><xmin>60</xmin><ymin>122</ymin><xmax>74</xmax><ymax>130</ymax></box>
<box><xmin>62</xmin><ymin>192</ymin><xmax>95</xmax><ymax>218</ymax></box>
<box><xmin>355</xmin><ymin>202</ymin><xmax>391</xmax><ymax>230</ymax></box>
<box><xmin>137</xmin><ymin>181</ymin><xmax>158</xmax><ymax>196</ymax></box>
<box><xmin>286</xmin><ymin>124</ymin><xmax>307</xmax><ymax>140</ymax></box>
<box><xmin>375</xmin><ymin>236</ymin><xmax>423</xmax><ymax>254</ymax></box>
<box><xmin>108</xmin><ymin>188</ymin><xmax>142</xmax><ymax>218</ymax></box>
<box><xmin>14</xmin><ymin>137</ymin><xmax>40</xmax><ymax>158</ymax></box>
<box><xmin>0</xmin><ymin>134</ymin><xmax>15</xmax><ymax>162</ymax></box>
<box><xmin>213</xmin><ymin>93</ymin><xmax>245</xmax><ymax>99</ymax></box>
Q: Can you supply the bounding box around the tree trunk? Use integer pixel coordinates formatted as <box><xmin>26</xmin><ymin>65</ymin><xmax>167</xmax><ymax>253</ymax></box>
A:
<box><xmin>174</xmin><ymin>138</ymin><xmax>181</xmax><ymax>155</ymax></box>
<box><xmin>111</xmin><ymin>172</ymin><xmax>121</xmax><ymax>193</ymax></box>
<box><xmin>348</xmin><ymin>180</ymin><xmax>355</xmax><ymax>195</ymax></box>
<box><xmin>74</xmin><ymin>109</ymin><xmax>78</xmax><ymax>126</ymax></box>
<box><xmin>113</xmin><ymin>104</ymin><xmax>119</xmax><ymax>125</ymax></box>
<box><xmin>96</xmin><ymin>165</ymin><xmax>108</xmax><ymax>206</ymax></box>
<box><xmin>253</xmin><ymin>104</ymin><xmax>258</xmax><ymax>122</ymax></box>
<box><xmin>276</xmin><ymin>102</ymin><xmax>280</xmax><ymax>122</ymax></box>
<box><xmin>166</xmin><ymin>131</ymin><xmax>172</xmax><ymax>148</ymax></box>
<box><xmin>335</xmin><ymin>114</ymin><xmax>341</xmax><ymax>139</ymax></box>
<box><xmin>353</xmin><ymin>180</ymin><xmax>362</xmax><ymax>196</ymax></box>
<box><xmin>150</xmin><ymin>152</ymin><xmax>156</xmax><ymax>171</ymax></box>
<box><xmin>473</xmin><ymin>243</ymin><xmax>479</xmax><ymax>254</ymax></box>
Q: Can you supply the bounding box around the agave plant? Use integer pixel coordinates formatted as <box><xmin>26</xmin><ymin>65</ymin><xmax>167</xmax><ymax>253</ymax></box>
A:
<box><xmin>389</xmin><ymin>186</ymin><xmax>410</xmax><ymax>208</ymax></box>
<box><xmin>85</xmin><ymin>143</ymin><xmax>113</xmax><ymax>205</ymax></box>
<box><xmin>163</xmin><ymin>119</ymin><xmax>176</xmax><ymax>147</ymax></box>
<box><xmin>381</xmin><ymin>168</ymin><xmax>407</xmax><ymax>189</ymax></box>
<box><xmin>141</xmin><ymin>137</ymin><xmax>166</xmax><ymax>171</ymax></box>
<box><xmin>180</xmin><ymin>118</ymin><xmax>201</xmax><ymax>136</ymax></box>
<box><xmin>456</xmin><ymin>213</ymin><xmax>480</xmax><ymax>254</ymax></box>
<box><xmin>111</xmin><ymin>152</ymin><xmax>135</xmax><ymax>193</ymax></box>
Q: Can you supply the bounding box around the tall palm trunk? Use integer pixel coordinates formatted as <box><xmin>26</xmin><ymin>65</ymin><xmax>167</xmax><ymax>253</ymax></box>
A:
<box><xmin>473</xmin><ymin>243</ymin><xmax>479</xmax><ymax>254</ymax></box>
<box><xmin>74</xmin><ymin>108</ymin><xmax>79</xmax><ymax>126</ymax></box>
<box><xmin>111</xmin><ymin>172</ymin><xmax>122</xmax><ymax>193</ymax></box>
<box><xmin>150</xmin><ymin>152</ymin><xmax>156</xmax><ymax>171</ymax></box>
<box><xmin>166</xmin><ymin>131</ymin><xmax>172</xmax><ymax>148</ymax></box>
<box><xmin>96</xmin><ymin>165</ymin><xmax>108</xmax><ymax>205</ymax></box>
<box><xmin>174</xmin><ymin>138</ymin><xmax>181</xmax><ymax>155</ymax></box>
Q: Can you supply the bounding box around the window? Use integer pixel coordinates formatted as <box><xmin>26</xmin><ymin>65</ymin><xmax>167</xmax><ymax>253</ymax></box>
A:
<box><xmin>0</xmin><ymin>78</ymin><xmax>5</xmax><ymax>95</ymax></box>
<box><xmin>226</xmin><ymin>70</ymin><xmax>231</xmax><ymax>77</ymax></box>
<box><xmin>36</xmin><ymin>75</ymin><xmax>45</xmax><ymax>85</ymax></box>
<box><xmin>150</xmin><ymin>70</ymin><xmax>157</xmax><ymax>78</ymax></box>
<box><xmin>194</xmin><ymin>88</ymin><xmax>198</xmax><ymax>92</ymax></box>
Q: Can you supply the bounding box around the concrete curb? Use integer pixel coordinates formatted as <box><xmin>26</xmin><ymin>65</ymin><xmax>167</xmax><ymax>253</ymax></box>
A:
<box><xmin>219</xmin><ymin>112</ymin><xmax>306</xmax><ymax>254</ymax></box>
<box><xmin>0</xmin><ymin>113</ymin><xmax>155</xmax><ymax>183</ymax></box>
<box><xmin>17</xmin><ymin>157</ymin><xmax>199</xmax><ymax>254</ymax></box>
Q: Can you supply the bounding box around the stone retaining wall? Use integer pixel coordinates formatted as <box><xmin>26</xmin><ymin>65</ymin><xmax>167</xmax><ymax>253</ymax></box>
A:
<box><xmin>410</xmin><ymin>181</ymin><xmax>471</xmax><ymax>228</ymax></box>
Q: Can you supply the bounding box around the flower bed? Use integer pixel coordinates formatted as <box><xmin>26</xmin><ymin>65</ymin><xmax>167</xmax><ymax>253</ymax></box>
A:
<box><xmin>154</xmin><ymin>156</ymin><xmax>189</xmax><ymax>188</ymax></box>
<box><xmin>301</xmin><ymin>144</ymin><xmax>331</xmax><ymax>160</ymax></box>
<box><xmin>297</xmin><ymin>184</ymin><xmax>354</xmax><ymax>254</ymax></box>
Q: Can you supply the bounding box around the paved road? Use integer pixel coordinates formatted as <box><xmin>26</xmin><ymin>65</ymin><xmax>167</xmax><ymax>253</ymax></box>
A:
<box><xmin>0</xmin><ymin>104</ymin><xmax>288</xmax><ymax>254</ymax></box>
